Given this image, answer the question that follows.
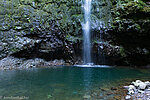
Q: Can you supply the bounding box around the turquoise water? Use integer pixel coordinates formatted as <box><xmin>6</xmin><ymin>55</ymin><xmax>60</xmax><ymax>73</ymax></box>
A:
<box><xmin>0</xmin><ymin>66</ymin><xmax>150</xmax><ymax>100</ymax></box>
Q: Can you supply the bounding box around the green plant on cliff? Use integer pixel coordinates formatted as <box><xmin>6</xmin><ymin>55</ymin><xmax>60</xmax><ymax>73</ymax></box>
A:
<box><xmin>120</xmin><ymin>47</ymin><xmax>127</xmax><ymax>57</ymax></box>
<box><xmin>11</xmin><ymin>48</ymin><xmax>18</xmax><ymax>52</ymax></box>
<box><xmin>136</xmin><ymin>1</ymin><xmax>146</xmax><ymax>10</ymax></box>
<box><xmin>34</xmin><ymin>0</ymin><xmax>40</xmax><ymax>3</ymax></box>
<box><xmin>30</xmin><ymin>27</ymin><xmax>34</xmax><ymax>32</ymax></box>
<box><xmin>134</xmin><ymin>0</ymin><xmax>146</xmax><ymax>5</ymax></box>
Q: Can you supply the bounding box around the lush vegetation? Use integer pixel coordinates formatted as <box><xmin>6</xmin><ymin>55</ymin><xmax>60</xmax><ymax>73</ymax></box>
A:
<box><xmin>0</xmin><ymin>0</ymin><xmax>150</xmax><ymax>67</ymax></box>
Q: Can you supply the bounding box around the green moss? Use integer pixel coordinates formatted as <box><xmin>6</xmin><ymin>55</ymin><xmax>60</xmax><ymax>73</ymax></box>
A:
<box><xmin>137</xmin><ymin>0</ymin><xmax>146</xmax><ymax>6</ymax></box>
<box><xmin>14</xmin><ymin>35</ymin><xmax>17</xmax><ymax>39</ymax></box>
<box><xmin>66</xmin><ymin>34</ymin><xmax>82</xmax><ymax>43</ymax></box>
<box><xmin>135</xmin><ymin>24</ymin><xmax>141</xmax><ymax>30</ymax></box>
<box><xmin>11</xmin><ymin>48</ymin><xmax>18</xmax><ymax>52</ymax></box>
<box><xmin>120</xmin><ymin>47</ymin><xmax>127</xmax><ymax>57</ymax></box>
<box><xmin>30</xmin><ymin>27</ymin><xmax>34</xmax><ymax>32</ymax></box>
<box><xmin>93</xmin><ymin>39</ymin><xmax>98</xmax><ymax>44</ymax></box>
<box><xmin>34</xmin><ymin>0</ymin><xmax>40</xmax><ymax>3</ymax></box>
<box><xmin>143</xmin><ymin>7</ymin><xmax>150</xmax><ymax>12</ymax></box>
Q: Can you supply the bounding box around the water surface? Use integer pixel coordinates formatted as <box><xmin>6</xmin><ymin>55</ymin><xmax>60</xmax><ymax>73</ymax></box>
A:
<box><xmin>0</xmin><ymin>66</ymin><xmax>150</xmax><ymax>100</ymax></box>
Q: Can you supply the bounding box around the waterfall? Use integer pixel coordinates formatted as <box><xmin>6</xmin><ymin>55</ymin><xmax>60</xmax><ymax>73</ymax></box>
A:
<box><xmin>82</xmin><ymin>0</ymin><xmax>92</xmax><ymax>64</ymax></box>
<box><xmin>80</xmin><ymin>0</ymin><xmax>112</xmax><ymax>66</ymax></box>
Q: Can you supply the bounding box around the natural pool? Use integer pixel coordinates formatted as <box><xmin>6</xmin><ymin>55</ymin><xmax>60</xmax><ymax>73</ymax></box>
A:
<box><xmin>0</xmin><ymin>66</ymin><xmax>150</xmax><ymax>100</ymax></box>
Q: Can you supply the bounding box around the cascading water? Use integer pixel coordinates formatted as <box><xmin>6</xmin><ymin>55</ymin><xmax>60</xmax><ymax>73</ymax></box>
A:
<box><xmin>78</xmin><ymin>0</ymin><xmax>112</xmax><ymax>66</ymax></box>
<box><xmin>82</xmin><ymin>0</ymin><xmax>92</xmax><ymax>64</ymax></box>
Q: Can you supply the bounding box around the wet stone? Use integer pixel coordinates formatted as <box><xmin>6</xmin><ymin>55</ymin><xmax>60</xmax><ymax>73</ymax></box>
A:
<box><xmin>124</xmin><ymin>80</ymin><xmax>150</xmax><ymax>100</ymax></box>
<box><xmin>111</xmin><ymin>87</ymin><xmax>117</xmax><ymax>91</ymax></box>
<box><xmin>83</xmin><ymin>95</ymin><xmax>91</xmax><ymax>99</ymax></box>
<box><xmin>125</xmin><ymin>95</ymin><xmax>131</xmax><ymax>100</ymax></box>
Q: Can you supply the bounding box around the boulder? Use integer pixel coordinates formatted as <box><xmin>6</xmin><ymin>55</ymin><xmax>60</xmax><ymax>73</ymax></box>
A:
<box><xmin>129</xmin><ymin>85</ymin><xmax>136</xmax><ymax>90</ymax></box>
<box><xmin>139</xmin><ymin>82</ymin><xmax>147</xmax><ymax>90</ymax></box>
<box><xmin>145</xmin><ymin>81</ymin><xmax>150</xmax><ymax>86</ymax></box>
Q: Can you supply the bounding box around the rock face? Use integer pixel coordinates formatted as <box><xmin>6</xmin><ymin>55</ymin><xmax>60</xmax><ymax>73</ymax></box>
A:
<box><xmin>0</xmin><ymin>0</ymin><xmax>114</xmax><ymax>66</ymax></box>
<box><xmin>0</xmin><ymin>56</ymin><xmax>65</xmax><ymax>70</ymax></box>
<box><xmin>0</xmin><ymin>0</ymin><xmax>83</xmax><ymax>64</ymax></box>
<box><xmin>108</xmin><ymin>0</ymin><xmax>150</xmax><ymax>66</ymax></box>
<box><xmin>0</xmin><ymin>0</ymin><xmax>150</xmax><ymax>67</ymax></box>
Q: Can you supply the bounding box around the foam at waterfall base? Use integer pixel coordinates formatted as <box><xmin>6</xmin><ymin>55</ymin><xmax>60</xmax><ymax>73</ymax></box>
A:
<box><xmin>74</xmin><ymin>64</ymin><xmax>112</xmax><ymax>68</ymax></box>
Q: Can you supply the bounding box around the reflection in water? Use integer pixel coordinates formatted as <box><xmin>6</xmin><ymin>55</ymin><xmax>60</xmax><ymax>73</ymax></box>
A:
<box><xmin>83</xmin><ymin>68</ymin><xmax>92</xmax><ymax>94</ymax></box>
<box><xmin>0</xmin><ymin>67</ymin><xmax>149</xmax><ymax>100</ymax></box>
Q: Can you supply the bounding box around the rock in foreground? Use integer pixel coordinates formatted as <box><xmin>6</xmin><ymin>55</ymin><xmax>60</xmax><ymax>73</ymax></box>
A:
<box><xmin>125</xmin><ymin>80</ymin><xmax>150</xmax><ymax>100</ymax></box>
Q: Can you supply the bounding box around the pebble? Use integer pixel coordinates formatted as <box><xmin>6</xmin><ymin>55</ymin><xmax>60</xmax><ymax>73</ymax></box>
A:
<box><xmin>83</xmin><ymin>95</ymin><xmax>91</xmax><ymax>99</ymax></box>
<box><xmin>123</xmin><ymin>86</ymin><xmax>129</xmax><ymax>89</ymax></box>
<box><xmin>111</xmin><ymin>87</ymin><xmax>117</xmax><ymax>90</ymax></box>
<box><xmin>125</xmin><ymin>95</ymin><xmax>131</xmax><ymax>100</ymax></box>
